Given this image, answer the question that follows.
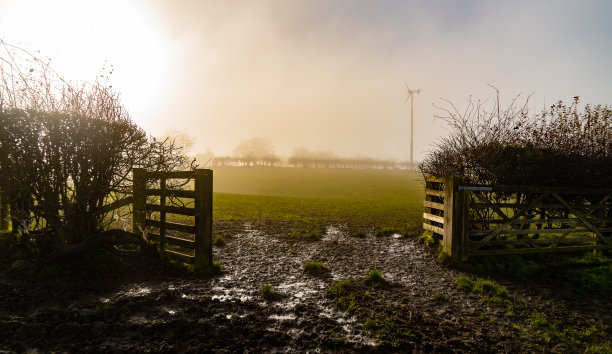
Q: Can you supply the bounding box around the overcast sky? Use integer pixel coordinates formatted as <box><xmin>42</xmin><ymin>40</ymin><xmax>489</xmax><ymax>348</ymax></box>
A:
<box><xmin>1</xmin><ymin>0</ymin><xmax>611</xmax><ymax>161</ymax></box>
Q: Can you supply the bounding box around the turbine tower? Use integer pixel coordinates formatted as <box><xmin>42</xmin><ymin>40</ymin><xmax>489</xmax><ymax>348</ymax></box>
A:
<box><xmin>405</xmin><ymin>83</ymin><xmax>421</xmax><ymax>170</ymax></box>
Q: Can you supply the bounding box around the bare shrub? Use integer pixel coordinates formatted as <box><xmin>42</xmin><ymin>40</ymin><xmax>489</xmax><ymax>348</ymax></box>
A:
<box><xmin>0</xmin><ymin>40</ymin><xmax>192</xmax><ymax>255</ymax></box>
<box><xmin>420</xmin><ymin>87</ymin><xmax>612</xmax><ymax>187</ymax></box>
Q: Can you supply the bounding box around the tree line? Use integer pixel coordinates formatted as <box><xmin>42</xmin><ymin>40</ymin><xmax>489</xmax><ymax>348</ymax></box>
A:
<box><xmin>188</xmin><ymin>138</ymin><xmax>414</xmax><ymax>170</ymax></box>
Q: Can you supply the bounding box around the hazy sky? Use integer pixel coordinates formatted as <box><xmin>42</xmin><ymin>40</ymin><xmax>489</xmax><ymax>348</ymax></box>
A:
<box><xmin>1</xmin><ymin>0</ymin><xmax>611</xmax><ymax>161</ymax></box>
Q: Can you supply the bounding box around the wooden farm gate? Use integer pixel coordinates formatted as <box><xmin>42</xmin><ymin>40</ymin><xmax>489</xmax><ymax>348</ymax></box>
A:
<box><xmin>132</xmin><ymin>168</ymin><xmax>213</xmax><ymax>268</ymax></box>
<box><xmin>424</xmin><ymin>176</ymin><xmax>612</xmax><ymax>260</ymax></box>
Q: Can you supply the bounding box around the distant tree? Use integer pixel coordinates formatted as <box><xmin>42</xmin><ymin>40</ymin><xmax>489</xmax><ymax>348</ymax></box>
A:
<box><xmin>161</xmin><ymin>130</ymin><xmax>196</xmax><ymax>155</ymax></box>
<box><xmin>195</xmin><ymin>148</ymin><xmax>215</xmax><ymax>167</ymax></box>
<box><xmin>0</xmin><ymin>40</ymin><xmax>191</xmax><ymax>258</ymax></box>
<box><xmin>233</xmin><ymin>137</ymin><xmax>278</xmax><ymax>166</ymax></box>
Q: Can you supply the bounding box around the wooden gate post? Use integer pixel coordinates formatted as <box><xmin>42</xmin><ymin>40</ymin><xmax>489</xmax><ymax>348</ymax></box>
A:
<box><xmin>194</xmin><ymin>169</ymin><xmax>213</xmax><ymax>268</ymax></box>
<box><xmin>0</xmin><ymin>190</ymin><xmax>9</xmax><ymax>231</ymax></box>
<box><xmin>132</xmin><ymin>168</ymin><xmax>147</xmax><ymax>235</ymax></box>
<box><xmin>443</xmin><ymin>176</ymin><xmax>469</xmax><ymax>261</ymax></box>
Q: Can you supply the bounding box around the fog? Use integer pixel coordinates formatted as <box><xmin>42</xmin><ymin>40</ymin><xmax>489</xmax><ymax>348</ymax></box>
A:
<box><xmin>1</xmin><ymin>0</ymin><xmax>611</xmax><ymax>161</ymax></box>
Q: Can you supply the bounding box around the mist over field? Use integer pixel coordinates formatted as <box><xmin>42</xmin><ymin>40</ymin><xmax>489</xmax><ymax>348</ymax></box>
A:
<box><xmin>1</xmin><ymin>0</ymin><xmax>611</xmax><ymax>162</ymax></box>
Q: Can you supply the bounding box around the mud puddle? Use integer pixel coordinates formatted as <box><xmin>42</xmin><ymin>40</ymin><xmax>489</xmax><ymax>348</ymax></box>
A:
<box><xmin>1</xmin><ymin>221</ymin><xmax>611</xmax><ymax>352</ymax></box>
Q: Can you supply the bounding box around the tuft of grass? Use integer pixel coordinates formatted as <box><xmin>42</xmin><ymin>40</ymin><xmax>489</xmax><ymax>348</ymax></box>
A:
<box><xmin>454</xmin><ymin>276</ymin><xmax>511</xmax><ymax>303</ymax></box>
<box><xmin>363</xmin><ymin>316</ymin><xmax>415</xmax><ymax>342</ymax></box>
<box><xmin>375</xmin><ymin>227</ymin><xmax>397</xmax><ymax>238</ymax></box>
<box><xmin>260</xmin><ymin>284</ymin><xmax>276</xmax><ymax>301</ymax></box>
<box><xmin>304</xmin><ymin>261</ymin><xmax>330</xmax><ymax>276</ymax></box>
<box><xmin>418</xmin><ymin>230</ymin><xmax>438</xmax><ymax>247</ymax></box>
<box><xmin>351</xmin><ymin>230</ymin><xmax>367</xmax><ymax>238</ymax></box>
<box><xmin>327</xmin><ymin>279</ymin><xmax>357</xmax><ymax>312</ymax></box>
<box><xmin>197</xmin><ymin>260</ymin><xmax>222</xmax><ymax>277</ymax></box>
<box><xmin>432</xmin><ymin>291</ymin><xmax>445</xmax><ymax>301</ymax></box>
<box><xmin>364</xmin><ymin>270</ymin><xmax>388</xmax><ymax>287</ymax></box>
<box><xmin>213</xmin><ymin>234</ymin><xmax>226</xmax><ymax>247</ymax></box>
<box><xmin>585</xmin><ymin>342</ymin><xmax>612</xmax><ymax>353</ymax></box>
<box><xmin>288</xmin><ymin>223</ymin><xmax>325</xmax><ymax>242</ymax></box>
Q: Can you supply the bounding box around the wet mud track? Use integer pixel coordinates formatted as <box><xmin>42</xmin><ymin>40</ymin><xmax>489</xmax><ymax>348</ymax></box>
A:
<box><xmin>1</xmin><ymin>222</ymin><xmax>611</xmax><ymax>352</ymax></box>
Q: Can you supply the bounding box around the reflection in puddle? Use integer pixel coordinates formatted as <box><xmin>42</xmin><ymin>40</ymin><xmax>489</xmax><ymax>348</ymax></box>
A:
<box><xmin>125</xmin><ymin>286</ymin><xmax>151</xmax><ymax>297</ymax></box>
<box><xmin>269</xmin><ymin>313</ymin><xmax>297</xmax><ymax>321</ymax></box>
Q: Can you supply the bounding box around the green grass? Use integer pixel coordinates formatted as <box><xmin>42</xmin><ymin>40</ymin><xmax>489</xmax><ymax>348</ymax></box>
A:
<box><xmin>364</xmin><ymin>270</ymin><xmax>388</xmax><ymax>287</ymax></box>
<box><xmin>260</xmin><ymin>284</ymin><xmax>276</xmax><ymax>300</ymax></box>
<box><xmin>304</xmin><ymin>261</ymin><xmax>330</xmax><ymax>276</ymax></box>
<box><xmin>211</xmin><ymin>167</ymin><xmax>424</xmax><ymax>233</ymax></box>
<box><xmin>454</xmin><ymin>276</ymin><xmax>511</xmax><ymax>303</ymax></box>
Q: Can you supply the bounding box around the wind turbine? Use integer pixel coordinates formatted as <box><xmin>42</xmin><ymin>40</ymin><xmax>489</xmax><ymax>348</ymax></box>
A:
<box><xmin>405</xmin><ymin>83</ymin><xmax>421</xmax><ymax>170</ymax></box>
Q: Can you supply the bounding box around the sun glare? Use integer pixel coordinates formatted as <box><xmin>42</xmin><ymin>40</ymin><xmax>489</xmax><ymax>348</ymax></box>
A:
<box><xmin>0</xmin><ymin>0</ymin><xmax>174</xmax><ymax>122</ymax></box>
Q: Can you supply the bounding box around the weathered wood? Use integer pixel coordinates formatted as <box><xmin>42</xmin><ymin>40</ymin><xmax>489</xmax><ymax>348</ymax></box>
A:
<box><xmin>425</xmin><ymin>189</ymin><xmax>445</xmax><ymax>198</ymax></box>
<box><xmin>99</xmin><ymin>196</ymin><xmax>133</xmax><ymax>215</ymax></box>
<box><xmin>552</xmin><ymin>192</ymin><xmax>610</xmax><ymax>245</ymax></box>
<box><xmin>147</xmin><ymin>170</ymin><xmax>197</xmax><ymax>179</ymax></box>
<box><xmin>159</xmin><ymin>178</ymin><xmax>167</xmax><ymax>255</ymax></box>
<box><xmin>471</xmin><ymin>218</ymin><xmax>611</xmax><ymax>225</ymax></box>
<box><xmin>471</xmin><ymin>202</ymin><xmax>610</xmax><ymax>210</ymax></box>
<box><xmin>425</xmin><ymin>176</ymin><xmax>445</xmax><ymax>183</ymax></box>
<box><xmin>468</xmin><ymin>237</ymin><xmax>597</xmax><ymax>247</ymax></box>
<box><xmin>146</xmin><ymin>219</ymin><xmax>196</xmax><ymax>234</ymax></box>
<box><xmin>423</xmin><ymin>223</ymin><xmax>444</xmax><ymax>236</ymax></box>
<box><xmin>146</xmin><ymin>204</ymin><xmax>196</xmax><ymax>216</ymax></box>
<box><xmin>0</xmin><ymin>190</ymin><xmax>9</xmax><ymax>231</ymax></box>
<box><xmin>194</xmin><ymin>169</ymin><xmax>213</xmax><ymax>269</ymax></box>
<box><xmin>467</xmin><ymin>244</ymin><xmax>609</xmax><ymax>256</ymax></box>
<box><xmin>442</xmin><ymin>176</ymin><xmax>468</xmax><ymax>261</ymax></box>
<box><xmin>492</xmin><ymin>184</ymin><xmax>612</xmax><ymax>195</ymax></box>
<box><xmin>423</xmin><ymin>212</ymin><xmax>444</xmax><ymax>224</ymax></box>
<box><xmin>145</xmin><ymin>189</ymin><xmax>196</xmax><ymax>198</ymax></box>
<box><xmin>132</xmin><ymin>169</ymin><xmax>147</xmax><ymax>235</ymax></box>
<box><xmin>473</xmin><ymin>192</ymin><xmax>551</xmax><ymax>250</ymax></box>
<box><xmin>165</xmin><ymin>235</ymin><xmax>195</xmax><ymax>249</ymax></box>
<box><xmin>423</xmin><ymin>200</ymin><xmax>444</xmax><ymax>210</ymax></box>
<box><xmin>469</xmin><ymin>227</ymin><xmax>606</xmax><ymax>237</ymax></box>
<box><xmin>165</xmin><ymin>249</ymin><xmax>195</xmax><ymax>264</ymax></box>
<box><xmin>426</xmin><ymin>175</ymin><xmax>612</xmax><ymax>259</ymax></box>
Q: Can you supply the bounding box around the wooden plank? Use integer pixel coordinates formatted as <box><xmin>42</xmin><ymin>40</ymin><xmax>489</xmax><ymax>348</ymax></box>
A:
<box><xmin>146</xmin><ymin>204</ymin><xmax>196</xmax><ymax>216</ymax></box>
<box><xmin>159</xmin><ymin>178</ymin><xmax>167</xmax><ymax>252</ymax></box>
<box><xmin>423</xmin><ymin>212</ymin><xmax>444</xmax><ymax>224</ymax></box>
<box><xmin>469</xmin><ymin>237</ymin><xmax>596</xmax><ymax>246</ymax></box>
<box><xmin>425</xmin><ymin>176</ymin><xmax>445</xmax><ymax>183</ymax></box>
<box><xmin>424</xmin><ymin>200</ymin><xmax>444</xmax><ymax>210</ymax></box>
<box><xmin>0</xmin><ymin>190</ymin><xmax>9</xmax><ymax>231</ymax></box>
<box><xmin>146</xmin><ymin>189</ymin><xmax>195</xmax><ymax>198</ymax></box>
<box><xmin>132</xmin><ymin>169</ymin><xmax>146</xmax><ymax>234</ymax></box>
<box><xmin>470</xmin><ymin>218</ymin><xmax>612</xmax><ymax>225</ymax></box>
<box><xmin>99</xmin><ymin>196</ymin><xmax>133</xmax><ymax>214</ymax></box>
<box><xmin>165</xmin><ymin>249</ymin><xmax>195</xmax><ymax>264</ymax></box>
<box><xmin>467</xmin><ymin>244</ymin><xmax>609</xmax><ymax>256</ymax></box>
<box><xmin>492</xmin><ymin>184</ymin><xmax>612</xmax><ymax>195</ymax></box>
<box><xmin>471</xmin><ymin>202</ymin><xmax>565</xmax><ymax>209</ymax></box>
<box><xmin>425</xmin><ymin>189</ymin><xmax>445</xmax><ymax>198</ymax></box>
<box><xmin>423</xmin><ymin>223</ymin><xmax>444</xmax><ymax>236</ymax></box>
<box><xmin>469</xmin><ymin>227</ymin><xmax>596</xmax><ymax>237</ymax></box>
<box><xmin>147</xmin><ymin>170</ymin><xmax>196</xmax><ymax>179</ymax></box>
<box><xmin>165</xmin><ymin>235</ymin><xmax>195</xmax><ymax>249</ymax></box>
<box><xmin>146</xmin><ymin>219</ymin><xmax>196</xmax><ymax>234</ymax></box>
<box><xmin>194</xmin><ymin>169</ymin><xmax>213</xmax><ymax>269</ymax></box>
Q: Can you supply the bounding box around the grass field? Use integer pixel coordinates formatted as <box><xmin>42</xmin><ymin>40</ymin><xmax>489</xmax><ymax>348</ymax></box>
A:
<box><xmin>211</xmin><ymin>167</ymin><xmax>425</xmax><ymax>235</ymax></box>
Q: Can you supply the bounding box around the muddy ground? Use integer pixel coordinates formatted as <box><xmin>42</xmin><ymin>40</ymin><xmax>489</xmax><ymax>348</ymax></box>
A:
<box><xmin>1</xmin><ymin>221</ymin><xmax>611</xmax><ymax>353</ymax></box>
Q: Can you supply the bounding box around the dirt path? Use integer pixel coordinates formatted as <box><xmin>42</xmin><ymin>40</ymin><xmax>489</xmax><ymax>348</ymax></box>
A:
<box><xmin>1</xmin><ymin>223</ymin><xmax>610</xmax><ymax>352</ymax></box>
